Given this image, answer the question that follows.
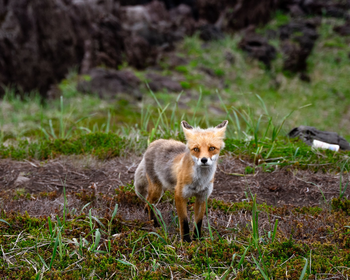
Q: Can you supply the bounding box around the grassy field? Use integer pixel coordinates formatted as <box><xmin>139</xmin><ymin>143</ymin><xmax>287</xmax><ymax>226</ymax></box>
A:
<box><xmin>1</xmin><ymin>13</ymin><xmax>350</xmax><ymax>279</ymax></box>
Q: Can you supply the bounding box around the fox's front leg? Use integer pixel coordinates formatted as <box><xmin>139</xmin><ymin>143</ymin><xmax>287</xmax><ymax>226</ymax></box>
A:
<box><xmin>193</xmin><ymin>199</ymin><xmax>206</xmax><ymax>239</ymax></box>
<box><xmin>175</xmin><ymin>189</ymin><xmax>191</xmax><ymax>242</ymax></box>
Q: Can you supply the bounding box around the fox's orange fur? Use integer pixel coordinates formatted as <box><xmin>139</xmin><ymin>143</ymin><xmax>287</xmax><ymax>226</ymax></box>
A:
<box><xmin>134</xmin><ymin>120</ymin><xmax>228</xmax><ymax>241</ymax></box>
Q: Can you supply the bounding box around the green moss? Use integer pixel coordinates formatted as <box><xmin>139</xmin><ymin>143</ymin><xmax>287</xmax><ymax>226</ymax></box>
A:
<box><xmin>0</xmin><ymin>132</ymin><xmax>126</xmax><ymax>160</ymax></box>
<box><xmin>332</xmin><ymin>198</ymin><xmax>350</xmax><ymax>215</ymax></box>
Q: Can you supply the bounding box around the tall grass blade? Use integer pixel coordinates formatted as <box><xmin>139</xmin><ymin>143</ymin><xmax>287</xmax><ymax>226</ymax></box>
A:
<box><xmin>237</xmin><ymin>246</ymin><xmax>249</xmax><ymax>268</ymax></box>
<box><xmin>91</xmin><ymin>215</ymin><xmax>106</xmax><ymax>229</ymax></box>
<box><xmin>93</xmin><ymin>229</ymin><xmax>101</xmax><ymax>251</ymax></box>
<box><xmin>254</xmin><ymin>115</ymin><xmax>262</xmax><ymax>146</ymax></box>
<box><xmin>81</xmin><ymin>202</ymin><xmax>91</xmax><ymax>214</ymax></box>
<box><xmin>170</xmin><ymin>92</ymin><xmax>182</xmax><ymax>130</ymax></box>
<box><xmin>251</xmin><ymin>195</ymin><xmax>259</xmax><ymax>249</ymax></box>
<box><xmin>60</xmin><ymin>96</ymin><xmax>64</xmax><ymax>139</ymax></box>
<box><xmin>0</xmin><ymin>219</ymin><xmax>10</xmax><ymax>227</ymax></box>
<box><xmin>38</xmin><ymin>254</ymin><xmax>48</xmax><ymax>270</ymax></box>
<box><xmin>299</xmin><ymin>258</ymin><xmax>308</xmax><ymax>280</ymax></box>
<box><xmin>252</xmin><ymin>256</ymin><xmax>269</xmax><ymax>280</ymax></box>
<box><xmin>111</xmin><ymin>203</ymin><xmax>119</xmax><ymax>221</ymax></box>
<box><xmin>255</xmin><ymin>94</ymin><xmax>269</xmax><ymax>115</ymax></box>
<box><xmin>272</xmin><ymin>219</ymin><xmax>278</xmax><ymax>243</ymax></box>
<box><xmin>63</xmin><ymin>186</ymin><xmax>67</xmax><ymax>227</ymax></box>
<box><xmin>148</xmin><ymin>232</ymin><xmax>167</xmax><ymax>245</ymax></box>
<box><xmin>106</xmin><ymin>110</ymin><xmax>111</xmax><ymax>134</ymax></box>
<box><xmin>339</xmin><ymin>159</ymin><xmax>350</xmax><ymax>199</ymax></box>
<box><xmin>49</xmin><ymin>235</ymin><xmax>59</xmax><ymax>270</ymax></box>
<box><xmin>48</xmin><ymin>217</ymin><xmax>53</xmax><ymax>238</ymax></box>
<box><xmin>49</xmin><ymin>120</ymin><xmax>57</xmax><ymax>139</ymax></box>
<box><xmin>191</xmin><ymin>90</ymin><xmax>202</xmax><ymax>125</ymax></box>
<box><xmin>65</xmin><ymin>115</ymin><xmax>92</xmax><ymax>139</ymax></box>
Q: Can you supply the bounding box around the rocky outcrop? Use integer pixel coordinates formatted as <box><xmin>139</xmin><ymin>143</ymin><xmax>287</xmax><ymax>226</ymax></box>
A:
<box><xmin>279</xmin><ymin>18</ymin><xmax>319</xmax><ymax>78</ymax></box>
<box><xmin>0</xmin><ymin>0</ymin><xmax>198</xmax><ymax>95</ymax></box>
<box><xmin>120</xmin><ymin>1</ymin><xmax>195</xmax><ymax>69</ymax></box>
<box><xmin>77</xmin><ymin>68</ymin><xmax>142</xmax><ymax>100</ymax></box>
<box><xmin>279</xmin><ymin>0</ymin><xmax>350</xmax><ymax>19</ymax></box>
<box><xmin>0</xmin><ymin>0</ymin><xmax>124</xmax><ymax>97</ymax></box>
<box><xmin>238</xmin><ymin>33</ymin><xmax>277</xmax><ymax>69</ymax></box>
<box><xmin>4</xmin><ymin>0</ymin><xmax>346</xmax><ymax>96</ymax></box>
<box><xmin>145</xmin><ymin>72</ymin><xmax>182</xmax><ymax>92</ymax></box>
<box><xmin>334</xmin><ymin>20</ymin><xmax>350</xmax><ymax>36</ymax></box>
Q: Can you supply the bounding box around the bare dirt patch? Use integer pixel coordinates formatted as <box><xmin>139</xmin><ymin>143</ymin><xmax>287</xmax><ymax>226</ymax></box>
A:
<box><xmin>0</xmin><ymin>154</ymin><xmax>348</xmax><ymax>210</ymax></box>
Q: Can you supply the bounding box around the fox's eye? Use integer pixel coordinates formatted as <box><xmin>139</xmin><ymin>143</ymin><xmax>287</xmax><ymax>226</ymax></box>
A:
<box><xmin>193</xmin><ymin>147</ymin><xmax>199</xmax><ymax>152</ymax></box>
<box><xmin>209</xmin><ymin>147</ymin><xmax>215</xmax><ymax>151</ymax></box>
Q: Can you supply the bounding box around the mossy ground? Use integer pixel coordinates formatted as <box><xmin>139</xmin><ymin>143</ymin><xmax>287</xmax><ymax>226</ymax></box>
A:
<box><xmin>1</xmin><ymin>186</ymin><xmax>350</xmax><ymax>279</ymax></box>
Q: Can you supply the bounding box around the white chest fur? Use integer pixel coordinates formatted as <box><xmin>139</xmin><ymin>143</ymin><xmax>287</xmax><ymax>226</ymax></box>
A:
<box><xmin>182</xmin><ymin>163</ymin><xmax>216</xmax><ymax>201</ymax></box>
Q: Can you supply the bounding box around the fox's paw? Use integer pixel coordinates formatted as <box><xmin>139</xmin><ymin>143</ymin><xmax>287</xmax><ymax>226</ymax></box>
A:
<box><xmin>183</xmin><ymin>235</ymin><xmax>192</xmax><ymax>243</ymax></box>
<box><xmin>152</xmin><ymin>219</ymin><xmax>160</xmax><ymax>228</ymax></box>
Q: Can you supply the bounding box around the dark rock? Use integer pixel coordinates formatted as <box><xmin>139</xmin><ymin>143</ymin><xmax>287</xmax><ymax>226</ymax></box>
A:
<box><xmin>198</xmin><ymin>24</ymin><xmax>224</xmax><ymax>41</ymax></box>
<box><xmin>334</xmin><ymin>20</ymin><xmax>350</xmax><ymax>36</ymax></box>
<box><xmin>196</xmin><ymin>0</ymin><xmax>224</xmax><ymax>24</ymax></box>
<box><xmin>117</xmin><ymin>0</ymin><xmax>197</xmax><ymax>14</ymax></box>
<box><xmin>196</xmin><ymin>0</ymin><xmax>278</xmax><ymax>31</ymax></box>
<box><xmin>279</xmin><ymin>19</ymin><xmax>319</xmax><ymax>41</ymax></box>
<box><xmin>225</xmin><ymin>0</ymin><xmax>279</xmax><ymax>31</ymax></box>
<box><xmin>120</xmin><ymin>1</ymin><xmax>195</xmax><ymax>68</ymax></box>
<box><xmin>124</xmin><ymin>35</ymin><xmax>157</xmax><ymax>70</ymax></box>
<box><xmin>77</xmin><ymin>68</ymin><xmax>142</xmax><ymax>100</ymax></box>
<box><xmin>299</xmin><ymin>72</ymin><xmax>311</xmax><ymax>83</ymax></box>
<box><xmin>289</xmin><ymin>4</ymin><xmax>305</xmax><ymax>17</ymax></box>
<box><xmin>281</xmin><ymin>0</ymin><xmax>350</xmax><ymax>19</ymax></box>
<box><xmin>238</xmin><ymin>33</ymin><xmax>276</xmax><ymax>68</ymax></box>
<box><xmin>279</xmin><ymin>19</ymin><xmax>319</xmax><ymax>76</ymax></box>
<box><xmin>145</xmin><ymin>72</ymin><xmax>182</xmax><ymax>92</ymax></box>
<box><xmin>0</xmin><ymin>0</ymin><xmax>124</xmax><ymax>97</ymax></box>
<box><xmin>169</xmin><ymin>4</ymin><xmax>196</xmax><ymax>38</ymax></box>
<box><xmin>324</xmin><ymin>7</ymin><xmax>347</xmax><ymax>18</ymax></box>
<box><xmin>265</xmin><ymin>29</ymin><xmax>278</xmax><ymax>40</ymax></box>
<box><xmin>0</xmin><ymin>0</ymin><xmax>197</xmax><ymax>95</ymax></box>
<box><xmin>281</xmin><ymin>41</ymin><xmax>308</xmax><ymax>74</ymax></box>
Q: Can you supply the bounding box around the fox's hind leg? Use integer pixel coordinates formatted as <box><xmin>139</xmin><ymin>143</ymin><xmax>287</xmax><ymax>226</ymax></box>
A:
<box><xmin>134</xmin><ymin>158</ymin><xmax>148</xmax><ymax>200</ymax></box>
<box><xmin>145</xmin><ymin>175</ymin><xmax>163</xmax><ymax>227</ymax></box>
<box><xmin>193</xmin><ymin>199</ymin><xmax>206</xmax><ymax>239</ymax></box>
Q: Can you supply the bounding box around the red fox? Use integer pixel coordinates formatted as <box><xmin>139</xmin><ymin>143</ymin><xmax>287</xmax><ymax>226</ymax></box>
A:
<box><xmin>134</xmin><ymin>120</ymin><xmax>228</xmax><ymax>242</ymax></box>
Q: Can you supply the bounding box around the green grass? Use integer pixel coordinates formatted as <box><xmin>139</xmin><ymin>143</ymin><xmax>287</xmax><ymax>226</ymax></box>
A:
<box><xmin>1</xmin><ymin>19</ymin><xmax>350</xmax><ymax>144</ymax></box>
<box><xmin>2</xmin><ymin>128</ymin><xmax>350</xmax><ymax>173</ymax></box>
<box><xmin>1</xmin><ymin>188</ymin><xmax>350</xmax><ymax>279</ymax></box>
<box><xmin>0</xmin><ymin>133</ymin><xmax>127</xmax><ymax>160</ymax></box>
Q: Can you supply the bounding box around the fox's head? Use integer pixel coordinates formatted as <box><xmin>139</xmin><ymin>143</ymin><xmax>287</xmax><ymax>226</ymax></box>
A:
<box><xmin>181</xmin><ymin>120</ymin><xmax>228</xmax><ymax>168</ymax></box>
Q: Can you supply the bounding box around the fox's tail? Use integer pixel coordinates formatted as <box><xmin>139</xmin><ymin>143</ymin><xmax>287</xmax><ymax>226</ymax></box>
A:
<box><xmin>134</xmin><ymin>157</ymin><xmax>148</xmax><ymax>200</ymax></box>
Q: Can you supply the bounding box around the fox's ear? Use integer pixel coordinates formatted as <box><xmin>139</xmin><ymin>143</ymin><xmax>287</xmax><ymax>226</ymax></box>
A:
<box><xmin>215</xmin><ymin>120</ymin><xmax>228</xmax><ymax>138</ymax></box>
<box><xmin>181</xmin><ymin>121</ymin><xmax>193</xmax><ymax>130</ymax></box>
<box><xmin>181</xmin><ymin>120</ymin><xmax>194</xmax><ymax>138</ymax></box>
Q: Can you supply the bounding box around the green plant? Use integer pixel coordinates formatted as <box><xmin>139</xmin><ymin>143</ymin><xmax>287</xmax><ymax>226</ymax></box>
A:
<box><xmin>39</xmin><ymin>96</ymin><xmax>91</xmax><ymax>140</ymax></box>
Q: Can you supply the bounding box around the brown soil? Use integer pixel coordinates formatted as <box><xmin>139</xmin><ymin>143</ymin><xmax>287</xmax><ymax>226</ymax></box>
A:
<box><xmin>1</xmin><ymin>154</ymin><xmax>348</xmax><ymax>247</ymax></box>
<box><xmin>0</xmin><ymin>155</ymin><xmax>347</xmax><ymax>209</ymax></box>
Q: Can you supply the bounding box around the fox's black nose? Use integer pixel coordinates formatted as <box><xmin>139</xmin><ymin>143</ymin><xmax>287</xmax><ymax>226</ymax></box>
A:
<box><xmin>201</xmin><ymin>157</ymin><xmax>208</xmax><ymax>164</ymax></box>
